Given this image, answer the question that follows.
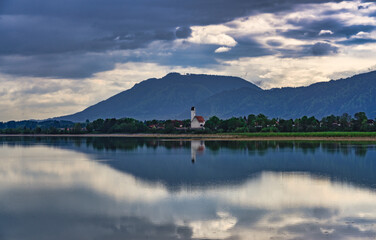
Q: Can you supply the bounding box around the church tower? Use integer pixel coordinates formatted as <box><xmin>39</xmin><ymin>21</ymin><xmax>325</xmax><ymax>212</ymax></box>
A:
<box><xmin>191</xmin><ymin>106</ymin><xmax>196</xmax><ymax>121</ymax></box>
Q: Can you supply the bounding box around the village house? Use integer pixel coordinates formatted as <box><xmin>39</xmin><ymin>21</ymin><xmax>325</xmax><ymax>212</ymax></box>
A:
<box><xmin>190</xmin><ymin>107</ymin><xmax>205</xmax><ymax>129</ymax></box>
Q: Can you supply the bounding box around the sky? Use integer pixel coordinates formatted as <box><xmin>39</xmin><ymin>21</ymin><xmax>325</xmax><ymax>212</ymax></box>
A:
<box><xmin>1</xmin><ymin>0</ymin><xmax>376</xmax><ymax>121</ymax></box>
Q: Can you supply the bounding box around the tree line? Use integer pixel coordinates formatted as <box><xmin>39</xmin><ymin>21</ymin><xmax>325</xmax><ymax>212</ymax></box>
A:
<box><xmin>205</xmin><ymin>112</ymin><xmax>376</xmax><ymax>133</ymax></box>
<box><xmin>0</xmin><ymin>112</ymin><xmax>375</xmax><ymax>134</ymax></box>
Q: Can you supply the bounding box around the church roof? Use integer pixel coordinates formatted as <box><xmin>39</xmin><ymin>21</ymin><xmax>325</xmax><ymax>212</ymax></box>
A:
<box><xmin>194</xmin><ymin>116</ymin><xmax>205</xmax><ymax>123</ymax></box>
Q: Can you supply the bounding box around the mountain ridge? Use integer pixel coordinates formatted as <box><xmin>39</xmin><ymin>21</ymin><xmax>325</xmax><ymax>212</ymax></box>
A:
<box><xmin>195</xmin><ymin>71</ymin><xmax>376</xmax><ymax>119</ymax></box>
<box><xmin>56</xmin><ymin>73</ymin><xmax>260</xmax><ymax>121</ymax></box>
<box><xmin>55</xmin><ymin>71</ymin><xmax>376</xmax><ymax>122</ymax></box>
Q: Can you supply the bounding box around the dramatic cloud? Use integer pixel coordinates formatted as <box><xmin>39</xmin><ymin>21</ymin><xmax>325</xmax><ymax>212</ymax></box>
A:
<box><xmin>175</xmin><ymin>26</ymin><xmax>193</xmax><ymax>39</ymax></box>
<box><xmin>311</xmin><ymin>42</ymin><xmax>339</xmax><ymax>55</ymax></box>
<box><xmin>0</xmin><ymin>53</ymin><xmax>118</xmax><ymax>79</ymax></box>
<box><xmin>0</xmin><ymin>0</ymin><xmax>350</xmax><ymax>78</ymax></box>
<box><xmin>1</xmin><ymin>0</ymin><xmax>376</xmax><ymax>120</ymax></box>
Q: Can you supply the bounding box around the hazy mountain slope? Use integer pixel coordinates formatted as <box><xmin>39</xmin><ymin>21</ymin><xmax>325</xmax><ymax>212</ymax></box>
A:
<box><xmin>197</xmin><ymin>71</ymin><xmax>376</xmax><ymax>119</ymax></box>
<box><xmin>56</xmin><ymin>71</ymin><xmax>376</xmax><ymax>122</ymax></box>
<box><xmin>56</xmin><ymin>73</ymin><xmax>260</xmax><ymax>121</ymax></box>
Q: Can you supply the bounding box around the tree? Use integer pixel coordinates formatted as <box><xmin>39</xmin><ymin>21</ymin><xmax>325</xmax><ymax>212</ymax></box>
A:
<box><xmin>340</xmin><ymin>113</ymin><xmax>351</xmax><ymax>130</ymax></box>
<box><xmin>205</xmin><ymin>116</ymin><xmax>221</xmax><ymax>131</ymax></box>
<box><xmin>353</xmin><ymin>112</ymin><xmax>368</xmax><ymax>131</ymax></box>
<box><xmin>73</xmin><ymin>123</ymin><xmax>82</xmax><ymax>134</ymax></box>
<box><xmin>255</xmin><ymin>114</ymin><xmax>268</xmax><ymax>128</ymax></box>
<box><xmin>221</xmin><ymin>117</ymin><xmax>246</xmax><ymax>132</ymax></box>
<box><xmin>35</xmin><ymin>127</ymin><xmax>42</xmax><ymax>134</ymax></box>
<box><xmin>92</xmin><ymin>119</ymin><xmax>104</xmax><ymax>132</ymax></box>
<box><xmin>86</xmin><ymin>123</ymin><xmax>93</xmax><ymax>133</ymax></box>
<box><xmin>48</xmin><ymin>126</ymin><xmax>59</xmax><ymax>134</ymax></box>
<box><xmin>278</xmin><ymin>119</ymin><xmax>293</xmax><ymax>132</ymax></box>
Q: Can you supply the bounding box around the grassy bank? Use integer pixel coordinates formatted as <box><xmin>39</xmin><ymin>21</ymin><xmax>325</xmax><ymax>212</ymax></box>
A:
<box><xmin>229</xmin><ymin>132</ymin><xmax>376</xmax><ymax>137</ymax></box>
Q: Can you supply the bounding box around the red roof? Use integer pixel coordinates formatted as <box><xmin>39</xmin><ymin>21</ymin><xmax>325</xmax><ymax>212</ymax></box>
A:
<box><xmin>194</xmin><ymin>116</ymin><xmax>205</xmax><ymax>123</ymax></box>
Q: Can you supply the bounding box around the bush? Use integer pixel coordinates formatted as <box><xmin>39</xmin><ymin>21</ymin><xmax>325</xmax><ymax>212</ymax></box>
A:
<box><xmin>234</xmin><ymin>127</ymin><xmax>248</xmax><ymax>133</ymax></box>
<box><xmin>261</xmin><ymin>126</ymin><xmax>279</xmax><ymax>132</ymax></box>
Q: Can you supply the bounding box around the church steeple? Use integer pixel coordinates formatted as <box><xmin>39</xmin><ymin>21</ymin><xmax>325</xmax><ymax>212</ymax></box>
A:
<box><xmin>191</xmin><ymin>106</ymin><xmax>196</xmax><ymax>121</ymax></box>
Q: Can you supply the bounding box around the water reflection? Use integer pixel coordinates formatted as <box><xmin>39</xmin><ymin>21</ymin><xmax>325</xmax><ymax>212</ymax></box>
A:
<box><xmin>0</xmin><ymin>136</ymin><xmax>372</xmax><ymax>155</ymax></box>
<box><xmin>0</xmin><ymin>137</ymin><xmax>376</xmax><ymax>239</ymax></box>
<box><xmin>191</xmin><ymin>140</ymin><xmax>205</xmax><ymax>163</ymax></box>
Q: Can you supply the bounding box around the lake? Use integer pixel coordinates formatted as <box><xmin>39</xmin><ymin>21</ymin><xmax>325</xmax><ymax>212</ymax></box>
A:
<box><xmin>0</xmin><ymin>136</ymin><xmax>376</xmax><ymax>240</ymax></box>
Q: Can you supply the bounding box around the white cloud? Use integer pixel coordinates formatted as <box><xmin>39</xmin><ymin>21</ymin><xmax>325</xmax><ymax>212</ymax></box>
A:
<box><xmin>184</xmin><ymin>0</ymin><xmax>376</xmax><ymax>52</ymax></box>
<box><xmin>355</xmin><ymin>31</ymin><xmax>369</xmax><ymax>38</ymax></box>
<box><xmin>219</xmin><ymin>51</ymin><xmax>376</xmax><ymax>89</ymax></box>
<box><xmin>0</xmin><ymin>62</ymin><xmax>228</xmax><ymax>121</ymax></box>
<box><xmin>214</xmin><ymin>46</ymin><xmax>232</xmax><ymax>53</ymax></box>
<box><xmin>319</xmin><ymin>29</ymin><xmax>334</xmax><ymax>35</ymax></box>
<box><xmin>352</xmin><ymin>30</ymin><xmax>376</xmax><ymax>40</ymax></box>
<box><xmin>188</xmin><ymin>25</ymin><xmax>237</xmax><ymax>47</ymax></box>
<box><xmin>189</xmin><ymin>212</ymin><xmax>237</xmax><ymax>239</ymax></box>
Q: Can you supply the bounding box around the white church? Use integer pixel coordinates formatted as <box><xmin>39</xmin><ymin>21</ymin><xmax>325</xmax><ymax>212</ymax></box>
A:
<box><xmin>190</xmin><ymin>107</ymin><xmax>205</xmax><ymax>129</ymax></box>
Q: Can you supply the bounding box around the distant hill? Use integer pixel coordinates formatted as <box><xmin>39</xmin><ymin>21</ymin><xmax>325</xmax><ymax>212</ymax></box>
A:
<box><xmin>56</xmin><ymin>71</ymin><xmax>376</xmax><ymax>122</ymax></box>
<box><xmin>56</xmin><ymin>73</ymin><xmax>260</xmax><ymax>121</ymax></box>
<box><xmin>196</xmin><ymin>71</ymin><xmax>376</xmax><ymax>119</ymax></box>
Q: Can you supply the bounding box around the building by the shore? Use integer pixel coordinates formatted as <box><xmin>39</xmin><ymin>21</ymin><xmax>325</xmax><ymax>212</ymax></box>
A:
<box><xmin>191</xmin><ymin>107</ymin><xmax>205</xmax><ymax>129</ymax></box>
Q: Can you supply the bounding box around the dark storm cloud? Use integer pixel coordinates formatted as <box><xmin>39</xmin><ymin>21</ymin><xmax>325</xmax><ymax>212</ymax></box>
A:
<box><xmin>142</xmin><ymin>37</ymin><xmax>274</xmax><ymax>67</ymax></box>
<box><xmin>276</xmin><ymin>42</ymin><xmax>338</xmax><ymax>58</ymax></box>
<box><xmin>0</xmin><ymin>53</ymin><xmax>118</xmax><ymax>78</ymax></box>
<box><xmin>1</xmin><ymin>0</ymin><xmax>333</xmax><ymax>55</ymax></box>
<box><xmin>311</xmin><ymin>42</ymin><xmax>338</xmax><ymax>55</ymax></box>
<box><xmin>156</xmin><ymin>44</ymin><xmax>219</xmax><ymax>67</ymax></box>
<box><xmin>176</xmin><ymin>27</ymin><xmax>193</xmax><ymax>39</ymax></box>
<box><xmin>266</xmin><ymin>39</ymin><xmax>283</xmax><ymax>47</ymax></box>
<box><xmin>100</xmin><ymin>217</ymin><xmax>195</xmax><ymax>240</ymax></box>
<box><xmin>370</xmin><ymin>11</ymin><xmax>376</xmax><ymax>17</ymax></box>
<box><xmin>0</xmin><ymin>0</ymin><xmax>354</xmax><ymax>78</ymax></box>
<box><xmin>283</xmin><ymin>18</ymin><xmax>376</xmax><ymax>40</ymax></box>
<box><xmin>337</xmin><ymin>38</ymin><xmax>376</xmax><ymax>45</ymax></box>
<box><xmin>215</xmin><ymin>38</ymin><xmax>275</xmax><ymax>60</ymax></box>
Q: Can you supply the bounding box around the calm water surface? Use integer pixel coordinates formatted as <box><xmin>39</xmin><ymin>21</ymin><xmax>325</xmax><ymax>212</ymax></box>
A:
<box><xmin>1</xmin><ymin>137</ymin><xmax>376</xmax><ymax>240</ymax></box>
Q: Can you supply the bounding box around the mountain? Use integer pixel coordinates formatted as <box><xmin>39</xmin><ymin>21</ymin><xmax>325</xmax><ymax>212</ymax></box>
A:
<box><xmin>56</xmin><ymin>71</ymin><xmax>376</xmax><ymax>122</ymax></box>
<box><xmin>56</xmin><ymin>73</ymin><xmax>260</xmax><ymax>121</ymax></box>
<box><xmin>196</xmin><ymin>71</ymin><xmax>376</xmax><ymax>119</ymax></box>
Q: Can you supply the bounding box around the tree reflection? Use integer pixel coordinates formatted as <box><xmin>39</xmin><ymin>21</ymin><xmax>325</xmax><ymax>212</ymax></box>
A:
<box><xmin>0</xmin><ymin>136</ymin><xmax>376</xmax><ymax>191</ymax></box>
<box><xmin>0</xmin><ymin>137</ymin><xmax>374</xmax><ymax>158</ymax></box>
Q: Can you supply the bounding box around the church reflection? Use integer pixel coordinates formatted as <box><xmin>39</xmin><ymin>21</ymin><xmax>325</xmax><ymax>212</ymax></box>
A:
<box><xmin>1</xmin><ymin>141</ymin><xmax>376</xmax><ymax>240</ymax></box>
<box><xmin>191</xmin><ymin>140</ymin><xmax>205</xmax><ymax>163</ymax></box>
<box><xmin>0</xmin><ymin>137</ymin><xmax>376</xmax><ymax>191</ymax></box>
<box><xmin>0</xmin><ymin>136</ymin><xmax>371</xmax><ymax>159</ymax></box>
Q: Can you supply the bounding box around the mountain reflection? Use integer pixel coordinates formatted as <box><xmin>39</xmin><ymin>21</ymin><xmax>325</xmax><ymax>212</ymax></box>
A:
<box><xmin>0</xmin><ymin>136</ymin><xmax>372</xmax><ymax>156</ymax></box>
<box><xmin>0</xmin><ymin>137</ymin><xmax>376</xmax><ymax>191</ymax></box>
<box><xmin>0</xmin><ymin>138</ymin><xmax>376</xmax><ymax>240</ymax></box>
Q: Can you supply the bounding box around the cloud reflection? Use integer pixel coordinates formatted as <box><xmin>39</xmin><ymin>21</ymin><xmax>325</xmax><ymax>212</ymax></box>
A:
<box><xmin>0</xmin><ymin>143</ymin><xmax>376</xmax><ymax>239</ymax></box>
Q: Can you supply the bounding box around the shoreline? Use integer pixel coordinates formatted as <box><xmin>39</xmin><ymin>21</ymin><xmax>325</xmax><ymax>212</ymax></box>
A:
<box><xmin>1</xmin><ymin>133</ymin><xmax>376</xmax><ymax>141</ymax></box>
